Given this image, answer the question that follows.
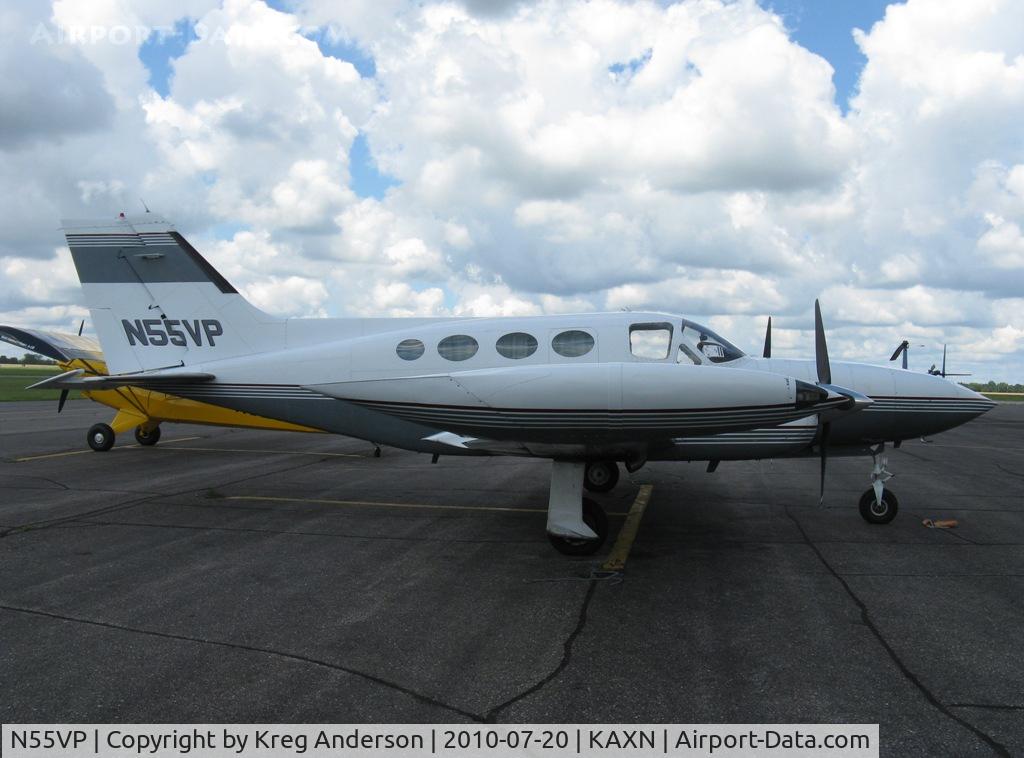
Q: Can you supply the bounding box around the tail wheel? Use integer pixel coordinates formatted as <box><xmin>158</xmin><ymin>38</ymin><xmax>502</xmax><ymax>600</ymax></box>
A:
<box><xmin>87</xmin><ymin>423</ymin><xmax>115</xmax><ymax>452</ymax></box>
<box><xmin>584</xmin><ymin>461</ymin><xmax>620</xmax><ymax>493</ymax></box>
<box><xmin>135</xmin><ymin>425</ymin><xmax>161</xmax><ymax>446</ymax></box>
<box><xmin>859</xmin><ymin>488</ymin><xmax>899</xmax><ymax>524</ymax></box>
<box><xmin>548</xmin><ymin>498</ymin><xmax>609</xmax><ymax>556</ymax></box>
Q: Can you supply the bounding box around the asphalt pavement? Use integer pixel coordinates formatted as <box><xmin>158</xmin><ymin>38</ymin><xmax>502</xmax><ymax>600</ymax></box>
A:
<box><xmin>0</xmin><ymin>400</ymin><xmax>1021</xmax><ymax>756</ymax></box>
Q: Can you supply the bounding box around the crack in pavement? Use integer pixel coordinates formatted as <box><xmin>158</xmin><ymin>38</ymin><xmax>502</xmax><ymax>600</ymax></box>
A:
<box><xmin>0</xmin><ymin>603</ymin><xmax>481</xmax><ymax>722</ymax></box>
<box><xmin>949</xmin><ymin>703</ymin><xmax>1024</xmax><ymax>712</ymax></box>
<box><xmin>995</xmin><ymin>464</ymin><xmax>1024</xmax><ymax>480</ymax></box>
<box><xmin>483</xmin><ymin>579</ymin><xmax>598</xmax><ymax>722</ymax></box>
<box><xmin>781</xmin><ymin>504</ymin><xmax>1011</xmax><ymax>757</ymax></box>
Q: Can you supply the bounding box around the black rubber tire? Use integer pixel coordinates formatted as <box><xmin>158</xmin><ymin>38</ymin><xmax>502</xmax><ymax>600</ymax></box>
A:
<box><xmin>584</xmin><ymin>461</ymin><xmax>620</xmax><ymax>493</ymax></box>
<box><xmin>134</xmin><ymin>425</ymin><xmax>161</xmax><ymax>446</ymax></box>
<box><xmin>87</xmin><ymin>423</ymin><xmax>115</xmax><ymax>452</ymax></box>
<box><xmin>859</xmin><ymin>488</ymin><xmax>899</xmax><ymax>524</ymax></box>
<box><xmin>548</xmin><ymin>498</ymin><xmax>609</xmax><ymax>556</ymax></box>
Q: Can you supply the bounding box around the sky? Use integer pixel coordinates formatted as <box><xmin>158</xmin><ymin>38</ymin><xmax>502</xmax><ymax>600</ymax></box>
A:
<box><xmin>1</xmin><ymin>0</ymin><xmax>1022</xmax><ymax>381</ymax></box>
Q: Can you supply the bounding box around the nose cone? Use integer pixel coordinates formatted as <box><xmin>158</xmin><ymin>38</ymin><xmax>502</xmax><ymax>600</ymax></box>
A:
<box><xmin>953</xmin><ymin>382</ymin><xmax>998</xmax><ymax>415</ymax></box>
<box><xmin>890</xmin><ymin>370</ymin><xmax>996</xmax><ymax>435</ymax></box>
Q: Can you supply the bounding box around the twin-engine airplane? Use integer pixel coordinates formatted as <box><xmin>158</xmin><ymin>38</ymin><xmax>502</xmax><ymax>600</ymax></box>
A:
<box><xmin>22</xmin><ymin>214</ymin><xmax>994</xmax><ymax>554</ymax></box>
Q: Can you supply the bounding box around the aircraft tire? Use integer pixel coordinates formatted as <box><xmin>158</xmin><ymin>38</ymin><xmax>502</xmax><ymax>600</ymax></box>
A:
<box><xmin>87</xmin><ymin>423</ymin><xmax>115</xmax><ymax>452</ymax></box>
<box><xmin>858</xmin><ymin>488</ymin><xmax>899</xmax><ymax>524</ymax></box>
<box><xmin>583</xmin><ymin>461</ymin><xmax>620</xmax><ymax>492</ymax></box>
<box><xmin>135</xmin><ymin>425</ymin><xmax>161</xmax><ymax>446</ymax></box>
<box><xmin>547</xmin><ymin>498</ymin><xmax>608</xmax><ymax>556</ymax></box>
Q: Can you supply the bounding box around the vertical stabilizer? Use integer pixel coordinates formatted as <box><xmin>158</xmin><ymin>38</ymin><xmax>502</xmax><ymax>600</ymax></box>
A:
<box><xmin>63</xmin><ymin>214</ymin><xmax>283</xmax><ymax>373</ymax></box>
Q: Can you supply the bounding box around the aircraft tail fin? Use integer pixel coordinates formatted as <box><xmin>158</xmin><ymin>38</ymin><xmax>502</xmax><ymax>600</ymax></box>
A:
<box><xmin>63</xmin><ymin>214</ymin><xmax>283</xmax><ymax>374</ymax></box>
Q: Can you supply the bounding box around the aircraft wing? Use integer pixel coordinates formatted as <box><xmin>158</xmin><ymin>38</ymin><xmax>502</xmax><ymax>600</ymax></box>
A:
<box><xmin>0</xmin><ymin>325</ymin><xmax>104</xmax><ymax>364</ymax></box>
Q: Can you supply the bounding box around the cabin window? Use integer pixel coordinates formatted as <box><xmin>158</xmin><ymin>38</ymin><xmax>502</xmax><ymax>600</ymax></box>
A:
<box><xmin>630</xmin><ymin>322</ymin><xmax>673</xmax><ymax>360</ymax></box>
<box><xmin>552</xmin><ymin>330</ymin><xmax>594</xmax><ymax>358</ymax></box>
<box><xmin>396</xmin><ymin>338</ymin><xmax>425</xmax><ymax>360</ymax></box>
<box><xmin>438</xmin><ymin>334</ymin><xmax>479</xmax><ymax>361</ymax></box>
<box><xmin>496</xmin><ymin>332</ymin><xmax>538</xmax><ymax>359</ymax></box>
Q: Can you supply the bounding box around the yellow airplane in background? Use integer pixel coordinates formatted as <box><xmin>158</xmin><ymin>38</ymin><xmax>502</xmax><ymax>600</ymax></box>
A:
<box><xmin>1</xmin><ymin>325</ymin><xmax>326</xmax><ymax>451</ymax></box>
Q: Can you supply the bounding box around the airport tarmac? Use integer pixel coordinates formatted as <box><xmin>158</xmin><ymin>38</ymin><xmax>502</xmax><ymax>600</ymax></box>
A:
<box><xmin>0</xmin><ymin>400</ymin><xmax>1021</xmax><ymax>756</ymax></box>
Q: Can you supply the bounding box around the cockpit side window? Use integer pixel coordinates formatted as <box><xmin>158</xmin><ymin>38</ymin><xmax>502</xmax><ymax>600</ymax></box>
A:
<box><xmin>677</xmin><ymin>343</ymin><xmax>702</xmax><ymax>365</ymax></box>
<box><xmin>629</xmin><ymin>322</ymin><xmax>673</xmax><ymax>360</ymax></box>
<box><xmin>681</xmin><ymin>319</ymin><xmax>745</xmax><ymax>363</ymax></box>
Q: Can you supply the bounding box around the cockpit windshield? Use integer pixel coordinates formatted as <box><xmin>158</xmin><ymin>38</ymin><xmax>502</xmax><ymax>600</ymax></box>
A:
<box><xmin>677</xmin><ymin>319</ymin><xmax>746</xmax><ymax>364</ymax></box>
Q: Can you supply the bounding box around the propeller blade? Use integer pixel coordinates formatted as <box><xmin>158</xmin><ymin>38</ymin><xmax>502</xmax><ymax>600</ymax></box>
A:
<box><xmin>941</xmin><ymin>344</ymin><xmax>947</xmax><ymax>377</ymax></box>
<box><xmin>78</xmin><ymin>319</ymin><xmax>85</xmax><ymax>336</ymax></box>
<box><xmin>763</xmin><ymin>316</ymin><xmax>772</xmax><ymax>358</ymax></box>
<box><xmin>57</xmin><ymin>389</ymin><xmax>68</xmax><ymax>413</ymax></box>
<box><xmin>814</xmin><ymin>299</ymin><xmax>831</xmax><ymax>385</ymax></box>
<box><xmin>889</xmin><ymin>340</ymin><xmax>909</xmax><ymax>369</ymax></box>
<box><xmin>818</xmin><ymin>421</ymin><xmax>830</xmax><ymax>506</ymax></box>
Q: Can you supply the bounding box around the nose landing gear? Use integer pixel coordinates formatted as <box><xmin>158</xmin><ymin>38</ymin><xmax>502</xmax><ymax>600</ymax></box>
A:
<box><xmin>859</xmin><ymin>443</ymin><xmax>898</xmax><ymax>524</ymax></box>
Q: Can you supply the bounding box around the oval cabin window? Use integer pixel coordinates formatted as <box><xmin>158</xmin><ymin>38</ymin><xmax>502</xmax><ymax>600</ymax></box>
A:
<box><xmin>551</xmin><ymin>330</ymin><xmax>594</xmax><ymax>358</ymax></box>
<box><xmin>396</xmin><ymin>338</ymin><xmax>425</xmax><ymax>360</ymax></box>
<box><xmin>495</xmin><ymin>332</ymin><xmax>538</xmax><ymax>359</ymax></box>
<box><xmin>437</xmin><ymin>334</ymin><xmax>479</xmax><ymax>361</ymax></box>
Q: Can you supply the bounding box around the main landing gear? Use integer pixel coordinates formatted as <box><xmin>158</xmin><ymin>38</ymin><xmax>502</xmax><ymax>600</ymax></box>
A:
<box><xmin>858</xmin><ymin>443</ymin><xmax>898</xmax><ymax>524</ymax></box>
<box><xmin>546</xmin><ymin>460</ymin><xmax>610</xmax><ymax>555</ymax></box>
<box><xmin>86</xmin><ymin>421</ymin><xmax>163</xmax><ymax>451</ymax></box>
<box><xmin>583</xmin><ymin>460</ymin><xmax>620</xmax><ymax>492</ymax></box>
<box><xmin>87</xmin><ymin>423</ymin><xmax>115</xmax><ymax>452</ymax></box>
<box><xmin>135</xmin><ymin>425</ymin><xmax>161</xmax><ymax>446</ymax></box>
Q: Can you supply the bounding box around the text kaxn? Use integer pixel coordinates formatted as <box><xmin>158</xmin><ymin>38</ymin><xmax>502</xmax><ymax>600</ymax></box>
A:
<box><xmin>122</xmin><ymin>318</ymin><xmax>224</xmax><ymax>347</ymax></box>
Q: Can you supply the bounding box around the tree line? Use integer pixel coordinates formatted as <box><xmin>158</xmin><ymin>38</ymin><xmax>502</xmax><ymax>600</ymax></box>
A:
<box><xmin>0</xmin><ymin>354</ymin><xmax>57</xmax><ymax>366</ymax></box>
<box><xmin>964</xmin><ymin>381</ymin><xmax>1024</xmax><ymax>393</ymax></box>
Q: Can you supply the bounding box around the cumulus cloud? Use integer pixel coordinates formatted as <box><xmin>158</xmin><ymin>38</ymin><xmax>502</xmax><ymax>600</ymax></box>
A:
<box><xmin>0</xmin><ymin>0</ymin><xmax>1022</xmax><ymax>380</ymax></box>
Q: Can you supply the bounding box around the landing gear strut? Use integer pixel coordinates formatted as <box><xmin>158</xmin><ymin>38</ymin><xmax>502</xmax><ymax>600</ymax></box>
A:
<box><xmin>583</xmin><ymin>460</ymin><xmax>619</xmax><ymax>492</ymax></box>
<box><xmin>859</xmin><ymin>443</ymin><xmax>898</xmax><ymax>524</ymax></box>
<box><xmin>546</xmin><ymin>460</ymin><xmax>609</xmax><ymax>555</ymax></box>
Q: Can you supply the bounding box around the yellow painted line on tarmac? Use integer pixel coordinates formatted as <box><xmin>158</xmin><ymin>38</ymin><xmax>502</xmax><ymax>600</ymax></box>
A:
<box><xmin>601</xmin><ymin>484</ymin><xmax>654</xmax><ymax>573</ymax></box>
<box><xmin>151</xmin><ymin>445</ymin><xmax>364</xmax><ymax>458</ymax></box>
<box><xmin>14</xmin><ymin>437</ymin><xmax>203</xmax><ymax>462</ymax></box>
<box><xmin>227</xmin><ymin>494</ymin><xmax>630</xmax><ymax>517</ymax></box>
<box><xmin>227</xmin><ymin>495</ymin><xmax>547</xmax><ymax>514</ymax></box>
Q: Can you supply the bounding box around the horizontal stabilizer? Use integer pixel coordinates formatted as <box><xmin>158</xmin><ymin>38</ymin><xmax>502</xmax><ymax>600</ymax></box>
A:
<box><xmin>27</xmin><ymin>368</ymin><xmax>215</xmax><ymax>391</ymax></box>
